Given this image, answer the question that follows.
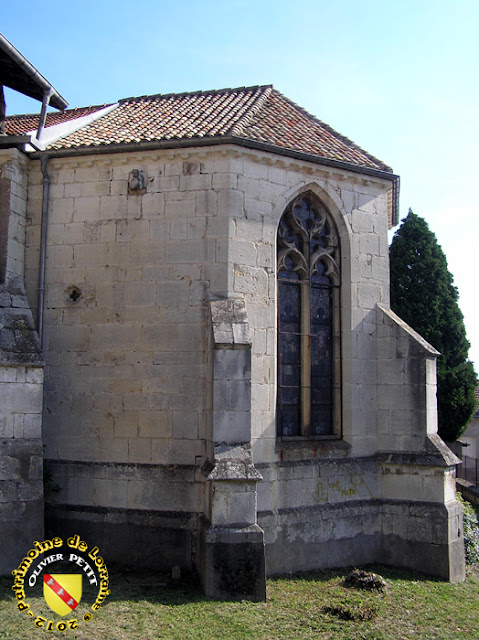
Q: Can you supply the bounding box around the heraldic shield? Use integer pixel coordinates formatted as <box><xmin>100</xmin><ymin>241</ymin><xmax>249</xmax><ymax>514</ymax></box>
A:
<box><xmin>43</xmin><ymin>574</ymin><xmax>82</xmax><ymax>616</ymax></box>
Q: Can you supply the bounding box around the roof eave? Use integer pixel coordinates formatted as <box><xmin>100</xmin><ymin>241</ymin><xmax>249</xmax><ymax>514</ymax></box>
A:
<box><xmin>30</xmin><ymin>134</ymin><xmax>400</xmax><ymax>222</ymax></box>
<box><xmin>0</xmin><ymin>33</ymin><xmax>68</xmax><ymax>110</ymax></box>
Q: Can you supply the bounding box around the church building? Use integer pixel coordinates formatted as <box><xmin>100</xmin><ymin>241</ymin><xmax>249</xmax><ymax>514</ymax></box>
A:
<box><xmin>0</xmin><ymin>33</ymin><xmax>465</xmax><ymax>600</ymax></box>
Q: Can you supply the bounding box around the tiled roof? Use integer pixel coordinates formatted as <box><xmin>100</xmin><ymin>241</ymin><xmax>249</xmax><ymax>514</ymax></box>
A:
<box><xmin>4</xmin><ymin>105</ymin><xmax>111</xmax><ymax>136</ymax></box>
<box><xmin>7</xmin><ymin>86</ymin><xmax>391</xmax><ymax>172</ymax></box>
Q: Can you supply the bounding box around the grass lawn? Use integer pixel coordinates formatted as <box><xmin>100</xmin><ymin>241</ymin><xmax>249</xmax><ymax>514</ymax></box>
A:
<box><xmin>1</xmin><ymin>564</ymin><xmax>478</xmax><ymax>640</ymax></box>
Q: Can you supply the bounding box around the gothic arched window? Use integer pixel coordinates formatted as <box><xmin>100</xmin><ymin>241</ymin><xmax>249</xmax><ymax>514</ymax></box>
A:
<box><xmin>277</xmin><ymin>193</ymin><xmax>341</xmax><ymax>438</ymax></box>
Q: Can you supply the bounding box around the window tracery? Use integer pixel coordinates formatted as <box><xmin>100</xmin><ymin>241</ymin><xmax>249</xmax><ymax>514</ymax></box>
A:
<box><xmin>277</xmin><ymin>193</ymin><xmax>341</xmax><ymax>437</ymax></box>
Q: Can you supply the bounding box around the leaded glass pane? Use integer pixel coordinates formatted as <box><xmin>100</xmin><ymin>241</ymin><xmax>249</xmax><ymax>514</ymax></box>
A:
<box><xmin>278</xmin><ymin>282</ymin><xmax>300</xmax><ymax>324</ymax></box>
<box><xmin>279</xmin><ymin>335</ymin><xmax>300</xmax><ymax>367</ymax></box>
<box><xmin>279</xmin><ymin>406</ymin><xmax>301</xmax><ymax>437</ymax></box>
<box><xmin>310</xmin><ymin>406</ymin><xmax>333</xmax><ymax>436</ymax></box>
<box><xmin>311</xmin><ymin>286</ymin><xmax>331</xmax><ymax>327</ymax></box>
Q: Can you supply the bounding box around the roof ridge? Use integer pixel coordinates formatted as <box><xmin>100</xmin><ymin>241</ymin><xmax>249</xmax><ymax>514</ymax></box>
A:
<box><xmin>119</xmin><ymin>84</ymin><xmax>273</xmax><ymax>104</ymax></box>
<box><xmin>229</xmin><ymin>86</ymin><xmax>273</xmax><ymax>137</ymax></box>
<box><xmin>272</xmin><ymin>88</ymin><xmax>392</xmax><ymax>172</ymax></box>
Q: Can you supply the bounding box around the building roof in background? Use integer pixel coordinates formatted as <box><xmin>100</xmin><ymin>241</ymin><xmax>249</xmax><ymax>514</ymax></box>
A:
<box><xmin>6</xmin><ymin>85</ymin><xmax>392</xmax><ymax>173</ymax></box>
<box><xmin>0</xmin><ymin>33</ymin><xmax>67</xmax><ymax>111</ymax></box>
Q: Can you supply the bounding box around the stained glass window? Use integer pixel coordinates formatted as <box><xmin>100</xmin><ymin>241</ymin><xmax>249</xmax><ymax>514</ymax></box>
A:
<box><xmin>277</xmin><ymin>193</ymin><xmax>340</xmax><ymax>438</ymax></box>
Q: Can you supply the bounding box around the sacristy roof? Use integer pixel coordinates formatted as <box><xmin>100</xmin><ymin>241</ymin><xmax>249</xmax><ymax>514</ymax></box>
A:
<box><xmin>6</xmin><ymin>85</ymin><xmax>393</xmax><ymax>174</ymax></box>
<box><xmin>4</xmin><ymin>104</ymin><xmax>110</xmax><ymax>136</ymax></box>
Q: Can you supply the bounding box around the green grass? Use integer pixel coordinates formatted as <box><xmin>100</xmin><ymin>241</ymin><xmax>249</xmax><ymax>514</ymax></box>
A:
<box><xmin>1</xmin><ymin>565</ymin><xmax>479</xmax><ymax>640</ymax></box>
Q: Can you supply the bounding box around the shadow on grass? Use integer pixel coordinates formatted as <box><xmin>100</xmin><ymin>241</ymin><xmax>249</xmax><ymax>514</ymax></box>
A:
<box><xmin>268</xmin><ymin>564</ymin><xmax>446</xmax><ymax>585</ymax></box>
<box><xmin>0</xmin><ymin>563</ymin><xmax>468</xmax><ymax>608</ymax></box>
<box><xmin>1</xmin><ymin>566</ymin><xmax>210</xmax><ymax>608</ymax></box>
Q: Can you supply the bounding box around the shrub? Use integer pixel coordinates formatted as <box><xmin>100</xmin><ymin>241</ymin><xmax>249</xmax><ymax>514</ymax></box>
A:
<box><xmin>457</xmin><ymin>493</ymin><xmax>479</xmax><ymax>564</ymax></box>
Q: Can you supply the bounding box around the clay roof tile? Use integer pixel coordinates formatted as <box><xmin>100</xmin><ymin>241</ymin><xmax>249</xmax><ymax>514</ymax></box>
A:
<box><xmin>6</xmin><ymin>85</ymin><xmax>391</xmax><ymax>172</ymax></box>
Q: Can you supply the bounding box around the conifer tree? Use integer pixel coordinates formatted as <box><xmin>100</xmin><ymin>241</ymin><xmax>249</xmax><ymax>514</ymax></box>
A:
<box><xmin>389</xmin><ymin>210</ymin><xmax>477</xmax><ymax>441</ymax></box>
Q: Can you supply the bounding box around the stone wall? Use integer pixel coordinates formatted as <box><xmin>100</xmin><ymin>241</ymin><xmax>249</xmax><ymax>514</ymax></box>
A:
<box><xmin>0</xmin><ymin>149</ymin><xmax>44</xmax><ymax>574</ymax></box>
<box><xmin>258</xmin><ymin>455</ymin><xmax>382</xmax><ymax>574</ymax></box>
<box><xmin>0</xmin><ymin>149</ymin><xmax>29</xmax><ymax>283</ymax></box>
<box><xmin>24</xmin><ymin>147</ymin><xmax>392</xmax><ymax>514</ymax></box>
<box><xmin>21</xmin><ymin>143</ymin><xmax>464</xmax><ymax>586</ymax></box>
<box><xmin>0</xmin><ymin>362</ymin><xmax>44</xmax><ymax>574</ymax></box>
<box><xmin>375</xmin><ymin>305</ymin><xmax>465</xmax><ymax>581</ymax></box>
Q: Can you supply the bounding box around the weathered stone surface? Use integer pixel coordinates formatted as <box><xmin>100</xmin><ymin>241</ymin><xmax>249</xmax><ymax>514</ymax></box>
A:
<box><xmin>207</xmin><ymin>444</ymin><xmax>262</xmax><ymax>482</ymax></box>
<box><xmin>0</xmin><ymin>280</ymin><xmax>42</xmax><ymax>366</ymax></box>
<box><xmin>0</xmin><ymin>141</ymin><xmax>462</xmax><ymax>593</ymax></box>
<box><xmin>201</xmin><ymin>524</ymin><xmax>266</xmax><ymax>601</ymax></box>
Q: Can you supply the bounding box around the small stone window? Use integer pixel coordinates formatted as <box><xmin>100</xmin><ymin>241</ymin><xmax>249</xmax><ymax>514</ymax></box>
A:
<box><xmin>276</xmin><ymin>193</ymin><xmax>341</xmax><ymax>438</ymax></box>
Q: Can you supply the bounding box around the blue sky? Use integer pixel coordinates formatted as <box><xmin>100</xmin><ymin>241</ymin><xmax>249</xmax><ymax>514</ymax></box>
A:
<box><xmin>3</xmin><ymin>0</ymin><xmax>478</xmax><ymax>366</ymax></box>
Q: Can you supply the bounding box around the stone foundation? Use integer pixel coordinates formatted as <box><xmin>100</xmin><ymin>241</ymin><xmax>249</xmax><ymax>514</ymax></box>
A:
<box><xmin>45</xmin><ymin>503</ymin><xmax>195</xmax><ymax>571</ymax></box>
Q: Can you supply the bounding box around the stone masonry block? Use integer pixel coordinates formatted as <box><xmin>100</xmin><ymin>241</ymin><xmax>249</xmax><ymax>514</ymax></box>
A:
<box><xmin>177</xmin><ymin>324</ymin><xmax>205</xmax><ymax>352</ymax></box>
<box><xmin>180</xmin><ymin>174</ymin><xmax>212</xmax><ymax>191</ymax></box>
<box><xmin>62</xmin><ymin>222</ymin><xmax>84</xmax><ymax>244</ymax></box>
<box><xmin>81</xmin><ymin>181</ymin><xmax>110</xmax><ymax>197</ymax></box>
<box><xmin>99</xmin><ymin>195</ymin><xmax>128</xmax><ymax>220</ymax></box>
<box><xmin>97</xmin><ymin>436</ymin><xmax>129</xmax><ymax>462</ymax></box>
<box><xmin>23</xmin><ymin>413</ymin><xmax>42</xmax><ymax>438</ymax></box>
<box><xmin>211</xmin><ymin>485</ymin><xmax>257</xmax><ymax>526</ymax></box>
<box><xmin>73</xmin><ymin>196</ymin><xmax>100</xmax><ymax>222</ymax></box>
<box><xmin>234</xmin><ymin>265</ymin><xmax>268</xmax><ymax>296</ymax></box>
<box><xmin>141</xmin><ymin>324</ymin><xmax>178</xmax><ymax>349</ymax></box>
<box><xmin>172</xmin><ymin>411</ymin><xmax>198</xmax><ymax>439</ymax></box>
<box><xmin>116</xmin><ymin>219</ymin><xmax>150</xmax><ymax>241</ymax></box>
<box><xmin>113</xmin><ymin>411</ymin><xmax>139</xmax><ymax>437</ymax></box>
<box><xmin>74</xmin><ymin>167</ymin><xmax>100</xmax><ymax>183</ymax></box>
<box><xmin>214</xmin><ymin>348</ymin><xmax>250</xmax><ymax>381</ymax></box>
<box><xmin>165</xmin><ymin>198</ymin><xmax>196</xmax><ymax>219</ymax></box>
<box><xmin>195</xmin><ymin>190</ymin><xmax>218</xmax><ymax>218</ymax></box>
<box><xmin>166</xmin><ymin>238</ymin><xmax>215</xmax><ymax>263</ymax></box>
<box><xmin>242</xmin><ymin>160</ymin><xmax>268</xmax><ymax>180</ymax></box>
<box><xmin>238</xmin><ymin>176</ymin><xmax>261</xmax><ymax>199</ymax></box>
<box><xmin>73</xmin><ymin>243</ymin><xmax>108</xmax><ymax>267</ymax></box>
<box><xmin>213</xmin><ymin>410</ymin><xmax>250</xmax><ymax>443</ymax></box>
<box><xmin>52</xmin><ymin>198</ymin><xmax>74</xmax><ymax>223</ymax></box>
<box><xmin>217</xmin><ymin>189</ymin><xmax>244</xmax><ymax>218</ymax></box>
<box><xmin>212</xmin><ymin>173</ymin><xmax>238</xmax><ymax>190</ymax></box>
<box><xmin>53</xmin><ymin>245</ymin><xmax>74</xmax><ymax>268</ymax></box>
<box><xmin>92</xmin><ymin>478</ymin><xmax>128</xmax><ymax>508</ymax></box>
<box><xmin>0</xmin><ymin>383</ymin><xmax>43</xmax><ymax>413</ymax></box>
<box><xmin>267</xmin><ymin>166</ymin><xmax>287</xmax><ymax>185</ymax></box>
<box><xmin>123</xmin><ymin>282</ymin><xmax>156</xmax><ymax>307</ymax></box>
<box><xmin>359</xmin><ymin>233</ymin><xmax>380</xmax><ymax>256</ymax></box>
<box><xmin>65</xmin><ymin>182</ymin><xmax>82</xmax><ymax>198</ymax></box>
<box><xmin>168</xmin><ymin>438</ymin><xmax>205</xmax><ymax>464</ymax></box>
<box><xmin>127</xmin><ymin>437</ymin><xmax>152</xmax><ymax>463</ymax></box>
<box><xmin>0</xmin><ymin>368</ymin><xmax>17</xmax><ymax>383</ymax></box>
<box><xmin>139</xmin><ymin>411</ymin><xmax>172</xmax><ymax>438</ymax></box>
<box><xmin>358</xmin><ymin>193</ymin><xmax>377</xmax><ymax>213</ymax></box>
<box><xmin>231</xmin><ymin>241</ymin><xmax>257</xmax><ymax>267</ymax></box>
<box><xmin>150</xmin><ymin>438</ymin><xmax>170</xmax><ymax>464</ymax></box>
<box><xmin>381</xmin><ymin>468</ymin><xmax>424</xmax><ymax>501</ymax></box>
<box><xmin>157</xmin><ymin>281</ymin><xmax>189</xmax><ymax>308</ymax></box>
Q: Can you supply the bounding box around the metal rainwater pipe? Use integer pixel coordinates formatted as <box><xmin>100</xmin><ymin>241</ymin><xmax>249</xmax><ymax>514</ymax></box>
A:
<box><xmin>37</xmin><ymin>152</ymin><xmax>50</xmax><ymax>349</ymax></box>
<box><xmin>36</xmin><ymin>88</ymin><xmax>52</xmax><ymax>141</ymax></box>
